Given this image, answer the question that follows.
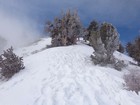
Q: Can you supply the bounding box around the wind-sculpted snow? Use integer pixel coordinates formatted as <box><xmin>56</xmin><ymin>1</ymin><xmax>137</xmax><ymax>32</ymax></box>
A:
<box><xmin>0</xmin><ymin>38</ymin><xmax>139</xmax><ymax>105</ymax></box>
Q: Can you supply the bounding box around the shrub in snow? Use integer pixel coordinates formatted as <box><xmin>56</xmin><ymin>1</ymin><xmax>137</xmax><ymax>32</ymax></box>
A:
<box><xmin>126</xmin><ymin>37</ymin><xmax>140</xmax><ymax>66</ymax></box>
<box><xmin>46</xmin><ymin>10</ymin><xmax>83</xmax><ymax>47</ymax></box>
<box><xmin>117</xmin><ymin>43</ymin><xmax>125</xmax><ymax>53</ymax></box>
<box><xmin>124</xmin><ymin>69</ymin><xmax>140</xmax><ymax>94</ymax></box>
<box><xmin>114</xmin><ymin>60</ymin><xmax>126</xmax><ymax>71</ymax></box>
<box><xmin>0</xmin><ymin>47</ymin><xmax>25</xmax><ymax>79</ymax></box>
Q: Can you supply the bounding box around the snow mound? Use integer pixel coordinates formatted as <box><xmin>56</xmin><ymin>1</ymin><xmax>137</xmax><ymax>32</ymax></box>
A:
<box><xmin>0</xmin><ymin>37</ymin><xmax>139</xmax><ymax>105</ymax></box>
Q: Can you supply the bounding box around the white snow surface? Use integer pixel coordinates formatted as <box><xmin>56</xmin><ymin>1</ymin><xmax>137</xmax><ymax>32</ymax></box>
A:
<box><xmin>0</xmin><ymin>37</ymin><xmax>140</xmax><ymax>105</ymax></box>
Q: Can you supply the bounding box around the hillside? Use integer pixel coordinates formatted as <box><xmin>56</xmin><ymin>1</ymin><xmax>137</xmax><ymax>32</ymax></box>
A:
<box><xmin>0</xmin><ymin>37</ymin><xmax>140</xmax><ymax>105</ymax></box>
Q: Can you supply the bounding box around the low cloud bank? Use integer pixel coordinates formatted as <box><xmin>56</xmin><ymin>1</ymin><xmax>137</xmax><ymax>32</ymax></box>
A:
<box><xmin>0</xmin><ymin>9</ymin><xmax>40</xmax><ymax>51</ymax></box>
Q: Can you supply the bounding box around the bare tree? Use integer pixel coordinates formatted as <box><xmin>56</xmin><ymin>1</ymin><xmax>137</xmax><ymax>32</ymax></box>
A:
<box><xmin>124</xmin><ymin>69</ymin><xmax>140</xmax><ymax>94</ymax></box>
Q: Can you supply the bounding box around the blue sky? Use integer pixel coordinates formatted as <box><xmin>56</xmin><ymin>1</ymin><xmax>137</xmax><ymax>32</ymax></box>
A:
<box><xmin>0</xmin><ymin>0</ymin><xmax>140</xmax><ymax>45</ymax></box>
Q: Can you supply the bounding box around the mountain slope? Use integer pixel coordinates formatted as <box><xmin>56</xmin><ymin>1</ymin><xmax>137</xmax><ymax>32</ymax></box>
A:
<box><xmin>0</xmin><ymin>38</ymin><xmax>139</xmax><ymax>105</ymax></box>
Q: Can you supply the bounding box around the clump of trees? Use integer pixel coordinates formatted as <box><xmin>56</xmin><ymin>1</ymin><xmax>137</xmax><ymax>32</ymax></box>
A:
<box><xmin>46</xmin><ymin>10</ymin><xmax>83</xmax><ymax>47</ymax></box>
<box><xmin>45</xmin><ymin>10</ymin><xmax>126</xmax><ymax>70</ymax></box>
<box><xmin>124</xmin><ymin>69</ymin><xmax>140</xmax><ymax>94</ymax></box>
<box><xmin>88</xmin><ymin>21</ymin><xmax>125</xmax><ymax>70</ymax></box>
<box><xmin>126</xmin><ymin>36</ymin><xmax>140</xmax><ymax>66</ymax></box>
<box><xmin>0</xmin><ymin>47</ymin><xmax>25</xmax><ymax>79</ymax></box>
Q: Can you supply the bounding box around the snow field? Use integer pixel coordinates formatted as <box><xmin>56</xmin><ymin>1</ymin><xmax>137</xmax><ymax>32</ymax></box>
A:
<box><xmin>0</xmin><ymin>38</ymin><xmax>139</xmax><ymax>105</ymax></box>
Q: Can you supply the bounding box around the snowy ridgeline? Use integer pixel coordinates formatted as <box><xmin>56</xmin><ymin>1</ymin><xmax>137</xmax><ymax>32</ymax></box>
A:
<box><xmin>0</xmin><ymin>37</ymin><xmax>140</xmax><ymax>105</ymax></box>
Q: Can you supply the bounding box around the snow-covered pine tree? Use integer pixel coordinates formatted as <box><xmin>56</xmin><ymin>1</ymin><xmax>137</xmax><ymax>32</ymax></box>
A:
<box><xmin>0</xmin><ymin>47</ymin><xmax>25</xmax><ymax>79</ymax></box>
<box><xmin>46</xmin><ymin>10</ymin><xmax>83</xmax><ymax>47</ymax></box>
<box><xmin>46</xmin><ymin>18</ymin><xmax>63</xmax><ymax>47</ymax></box>
<box><xmin>89</xmin><ymin>21</ymin><xmax>107</xmax><ymax>65</ymax></box>
<box><xmin>90</xmin><ymin>22</ymin><xmax>121</xmax><ymax>68</ymax></box>
<box><xmin>100</xmin><ymin>22</ymin><xmax>120</xmax><ymax>64</ymax></box>
<box><xmin>90</xmin><ymin>30</ymin><xmax>107</xmax><ymax>65</ymax></box>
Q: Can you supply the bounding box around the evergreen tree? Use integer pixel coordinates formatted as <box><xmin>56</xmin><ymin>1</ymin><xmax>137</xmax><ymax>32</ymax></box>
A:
<box><xmin>90</xmin><ymin>22</ymin><xmax>121</xmax><ymax>67</ymax></box>
<box><xmin>100</xmin><ymin>23</ymin><xmax>119</xmax><ymax>64</ymax></box>
<box><xmin>117</xmin><ymin>43</ymin><xmax>125</xmax><ymax>53</ymax></box>
<box><xmin>83</xmin><ymin>20</ymin><xmax>99</xmax><ymax>43</ymax></box>
<box><xmin>46</xmin><ymin>10</ymin><xmax>83</xmax><ymax>47</ymax></box>
<box><xmin>126</xmin><ymin>36</ymin><xmax>140</xmax><ymax>65</ymax></box>
<box><xmin>0</xmin><ymin>47</ymin><xmax>25</xmax><ymax>79</ymax></box>
<box><xmin>126</xmin><ymin>42</ymin><xmax>135</xmax><ymax>57</ymax></box>
<box><xmin>87</xmin><ymin>20</ymin><xmax>99</xmax><ymax>31</ymax></box>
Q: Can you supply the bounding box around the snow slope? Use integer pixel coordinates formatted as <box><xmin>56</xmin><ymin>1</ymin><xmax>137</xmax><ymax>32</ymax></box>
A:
<box><xmin>0</xmin><ymin>38</ymin><xmax>140</xmax><ymax>105</ymax></box>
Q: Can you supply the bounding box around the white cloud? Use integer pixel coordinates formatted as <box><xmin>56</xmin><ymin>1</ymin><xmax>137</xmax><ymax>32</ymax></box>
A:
<box><xmin>0</xmin><ymin>2</ymin><xmax>40</xmax><ymax>49</ymax></box>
